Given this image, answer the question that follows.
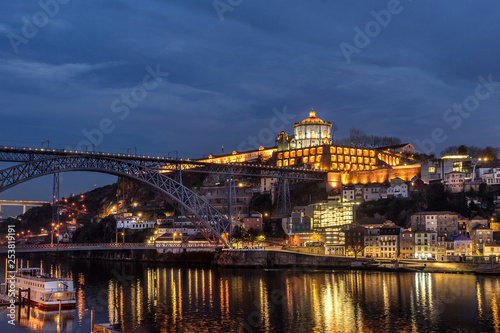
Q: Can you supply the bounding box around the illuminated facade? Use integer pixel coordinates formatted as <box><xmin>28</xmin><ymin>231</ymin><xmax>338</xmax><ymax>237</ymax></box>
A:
<box><xmin>196</xmin><ymin>109</ymin><xmax>420</xmax><ymax>188</ymax></box>
<box><xmin>293</xmin><ymin>109</ymin><xmax>332</xmax><ymax>149</ymax></box>
<box><xmin>310</xmin><ymin>199</ymin><xmax>354</xmax><ymax>253</ymax></box>
<box><xmin>199</xmin><ymin>146</ymin><xmax>275</xmax><ymax>164</ymax></box>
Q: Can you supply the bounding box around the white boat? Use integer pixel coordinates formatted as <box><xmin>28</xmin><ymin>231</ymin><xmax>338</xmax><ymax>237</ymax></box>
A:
<box><xmin>15</xmin><ymin>268</ymin><xmax>76</xmax><ymax>310</ymax></box>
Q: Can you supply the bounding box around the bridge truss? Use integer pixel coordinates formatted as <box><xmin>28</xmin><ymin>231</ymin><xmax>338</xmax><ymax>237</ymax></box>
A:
<box><xmin>0</xmin><ymin>155</ymin><xmax>233</xmax><ymax>247</ymax></box>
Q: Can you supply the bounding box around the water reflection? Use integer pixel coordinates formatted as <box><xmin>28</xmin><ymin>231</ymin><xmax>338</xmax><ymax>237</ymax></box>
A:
<box><xmin>1</xmin><ymin>257</ymin><xmax>500</xmax><ymax>333</ymax></box>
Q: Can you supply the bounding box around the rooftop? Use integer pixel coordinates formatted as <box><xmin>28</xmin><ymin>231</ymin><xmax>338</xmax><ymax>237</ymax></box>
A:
<box><xmin>413</xmin><ymin>211</ymin><xmax>457</xmax><ymax>216</ymax></box>
<box><xmin>294</xmin><ymin>109</ymin><xmax>331</xmax><ymax>126</ymax></box>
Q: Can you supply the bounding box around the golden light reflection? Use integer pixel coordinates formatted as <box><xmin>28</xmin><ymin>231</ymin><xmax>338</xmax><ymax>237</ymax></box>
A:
<box><xmin>492</xmin><ymin>292</ymin><xmax>499</xmax><ymax>332</ymax></box>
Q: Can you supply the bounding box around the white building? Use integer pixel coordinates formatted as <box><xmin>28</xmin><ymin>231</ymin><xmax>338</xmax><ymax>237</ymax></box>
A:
<box><xmin>387</xmin><ymin>178</ymin><xmax>408</xmax><ymax>198</ymax></box>
<box><xmin>293</xmin><ymin>109</ymin><xmax>332</xmax><ymax>148</ymax></box>
<box><xmin>157</xmin><ymin>216</ymin><xmax>198</xmax><ymax>236</ymax></box>
<box><xmin>342</xmin><ymin>186</ymin><xmax>355</xmax><ymax>202</ymax></box>
<box><xmin>117</xmin><ymin>216</ymin><xmax>156</xmax><ymax>230</ymax></box>
<box><xmin>481</xmin><ymin>168</ymin><xmax>500</xmax><ymax>185</ymax></box>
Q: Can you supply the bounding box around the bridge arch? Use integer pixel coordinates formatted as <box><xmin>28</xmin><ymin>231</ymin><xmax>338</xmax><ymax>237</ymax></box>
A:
<box><xmin>0</xmin><ymin>156</ymin><xmax>231</xmax><ymax>247</ymax></box>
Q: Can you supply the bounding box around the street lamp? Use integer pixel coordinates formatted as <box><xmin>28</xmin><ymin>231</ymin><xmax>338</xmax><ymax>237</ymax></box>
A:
<box><xmin>51</xmin><ymin>223</ymin><xmax>55</xmax><ymax>245</ymax></box>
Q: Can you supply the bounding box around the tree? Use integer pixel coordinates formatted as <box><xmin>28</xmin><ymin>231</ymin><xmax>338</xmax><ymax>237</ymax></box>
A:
<box><xmin>458</xmin><ymin>145</ymin><xmax>468</xmax><ymax>155</ymax></box>
<box><xmin>231</xmin><ymin>225</ymin><xmax>246</xmax><ymax>248</ymax></box>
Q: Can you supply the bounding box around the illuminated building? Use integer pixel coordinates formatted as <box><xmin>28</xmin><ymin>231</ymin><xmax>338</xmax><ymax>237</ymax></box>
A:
<box><xmin>421</xmin><ymin>155</ymin><xmax>474</xmax><ymax>184</ymax></box>
<box><xmin>310</xmin><ymin>198</ymin><xmax>355</xmax><ymax>255</ymax></box>
<box><xmin>444</xmin><ymin>171</ymin><xmax>466</xmax><ymax>193</ymax></box>
<box><xmin>410</xmin><ymin>211</ymin><xmax>459</xmax><ymax>238</ymax></box>
<box><xmin>400</xmin><ymin>230</ymin><xmax>414</xmax><ymax>259</ymax></box>
<box><xmin>470</xmin><ymin>224</ymin><xmax>493</xmax><ymax>255</ymax></box>
<box><xmin>453</xmin><ymin>235</ymin><xmax>473</xmax><ymax>256</ymax></box>
<box><xmin>282</xmin><ymin>209</ymin><xmax>312</xmax><ymax>235</ymax></box>
<box><xmin>117</xmin><ymin>216</ymin><xmax>156</xmax><ymax>229</ymax></box>
<box><xmin>379</xmin><ymin>224</ymin><xmax>403</xmax><ymax>258</ymax></box>
<box><xmin>292</xmin><ymin>108</ymin><xmax>332</xmax><ymax>149</ymax></box>
<box><xmin>241</xmin><ymin>212</ymin><xmax>264</xmax><ymax>231</ymax></box>
<box><xmin>194</xmin><ymin>109</ymin><xmax>420</xmax><ymax>188</ymax></box>
<box><xmin>480</xmin><ymin>168</ymin><xmax>500</xmax><ymax>185</ymax></box>
<box><xmin>414</xmin><ymin>230</ymin><xmax>437</xmax><ymax>259</ymax></box>
<box><xmin>157</xmin><ymin>216</ymin><xmax>198</xmax><ymax>236</ymax></box>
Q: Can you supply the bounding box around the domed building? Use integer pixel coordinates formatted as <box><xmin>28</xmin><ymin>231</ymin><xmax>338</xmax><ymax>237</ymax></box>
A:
<box><xmin>293</xmin><ymin>108</ymin><xmax>332</xmax><ymax>149</ymax></box>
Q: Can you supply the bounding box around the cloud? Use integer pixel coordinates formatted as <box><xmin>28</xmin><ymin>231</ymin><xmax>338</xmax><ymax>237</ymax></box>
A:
<box><xmin>0</xmin><ymin>58</ymin><xmax>120</xmax><ymax>81</ymax></box>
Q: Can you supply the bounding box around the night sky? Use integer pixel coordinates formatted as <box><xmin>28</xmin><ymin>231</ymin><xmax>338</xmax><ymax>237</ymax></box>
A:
<box><xmin>1</xmin><ymin>1</ymin><xmax>500</xmax><ymax>204</ymax></box>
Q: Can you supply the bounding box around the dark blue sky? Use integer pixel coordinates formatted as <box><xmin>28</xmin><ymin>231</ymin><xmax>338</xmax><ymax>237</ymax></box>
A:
<box><xmin>1</xmin><ymin>0</ymin><xmax>500</xmax><ymax>203</ymax></box>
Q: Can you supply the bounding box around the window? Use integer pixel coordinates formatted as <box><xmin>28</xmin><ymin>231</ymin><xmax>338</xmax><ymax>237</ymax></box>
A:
<box><xmin>429</xmin><ymin>166</ymin><xmax>436</xmax><ymax>173</ymax></box>
<box><xmin>299</xmin><ymin>132</ymin><xmax>303</xmax><ymax>139</ymax></box>
<box><xmin>311</xmin><ymin>130</ymin><xmax>316</xmax><ymax>138</ymax></box>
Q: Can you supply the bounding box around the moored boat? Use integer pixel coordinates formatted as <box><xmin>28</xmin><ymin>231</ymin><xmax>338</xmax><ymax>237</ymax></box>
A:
<box><xmin>15</xmin><ymin>268</ymin><xmax>76</xmax><ymax>310</ymax></box>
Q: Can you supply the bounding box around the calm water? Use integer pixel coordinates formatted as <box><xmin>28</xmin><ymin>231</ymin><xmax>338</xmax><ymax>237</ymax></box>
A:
<box><xmin>0</xmin><ymin>255</ymin><xmax>499</xmax><ymax>333</ymax></box>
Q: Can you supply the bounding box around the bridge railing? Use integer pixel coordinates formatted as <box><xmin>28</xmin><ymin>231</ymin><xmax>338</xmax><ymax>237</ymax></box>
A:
<box><xmin>0</xmin><ymin>242</ymin><xmax>222</xmax><ymax>252</ymax></box>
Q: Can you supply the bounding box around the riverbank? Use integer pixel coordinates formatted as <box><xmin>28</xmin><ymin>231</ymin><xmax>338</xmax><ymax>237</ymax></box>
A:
<box><xmin>40</xmin><ymin>248</ymin><xmax>217</xmax><ymax>264</ymax></box>
<box><xmin>20</xmin><ymin>249</ymin><xmax>500</xmax><ymax>275</ymax></box>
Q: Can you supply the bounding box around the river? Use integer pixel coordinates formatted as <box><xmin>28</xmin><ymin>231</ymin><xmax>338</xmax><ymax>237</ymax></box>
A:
<box><xmin>0</xmin><ymin>255</ymin><xmax>499</xmax><ymax>332</ymax></box>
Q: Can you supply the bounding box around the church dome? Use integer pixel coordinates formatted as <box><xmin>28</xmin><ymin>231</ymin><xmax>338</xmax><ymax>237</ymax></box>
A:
<box><xmin>295</xmin><ymin>108</ymin><xmax>331</xmax><ymax>126</ymax></box>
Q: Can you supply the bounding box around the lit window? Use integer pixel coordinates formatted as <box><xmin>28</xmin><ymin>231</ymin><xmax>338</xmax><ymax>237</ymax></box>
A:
<box><xmin>311</xmin><ymin>148</ymin><xmax>316</xmax><ymax>155</ymax></box>
<box><xmin>299</xmin><ymin>132</ymin><xmax>303</xmax><ymax>139</ymax></box>
<box><xmin>304</xmin><ymin>149</ymin><xmax>309</xmax><ymax>156</ymax></box>
<box><xmin>311</xmin><ymin>130</ymin><xmax>316</xmax><ymax>138</ymax></box>
<box><xmin>303</xmin><ymin>157</ymin><xmax>308</xmax><ymax>163</ymax></box>
<box><xmin>297</xmin><ymin>150</ymin><xmax>302</xmax><ymax>157</ymax></box>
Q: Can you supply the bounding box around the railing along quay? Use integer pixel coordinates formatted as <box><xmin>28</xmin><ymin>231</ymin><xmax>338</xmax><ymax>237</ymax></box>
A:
<box><xmin>0</xmin><ymin>242</ymin><xmax>223</xmax><ymax>253</ymax></box>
